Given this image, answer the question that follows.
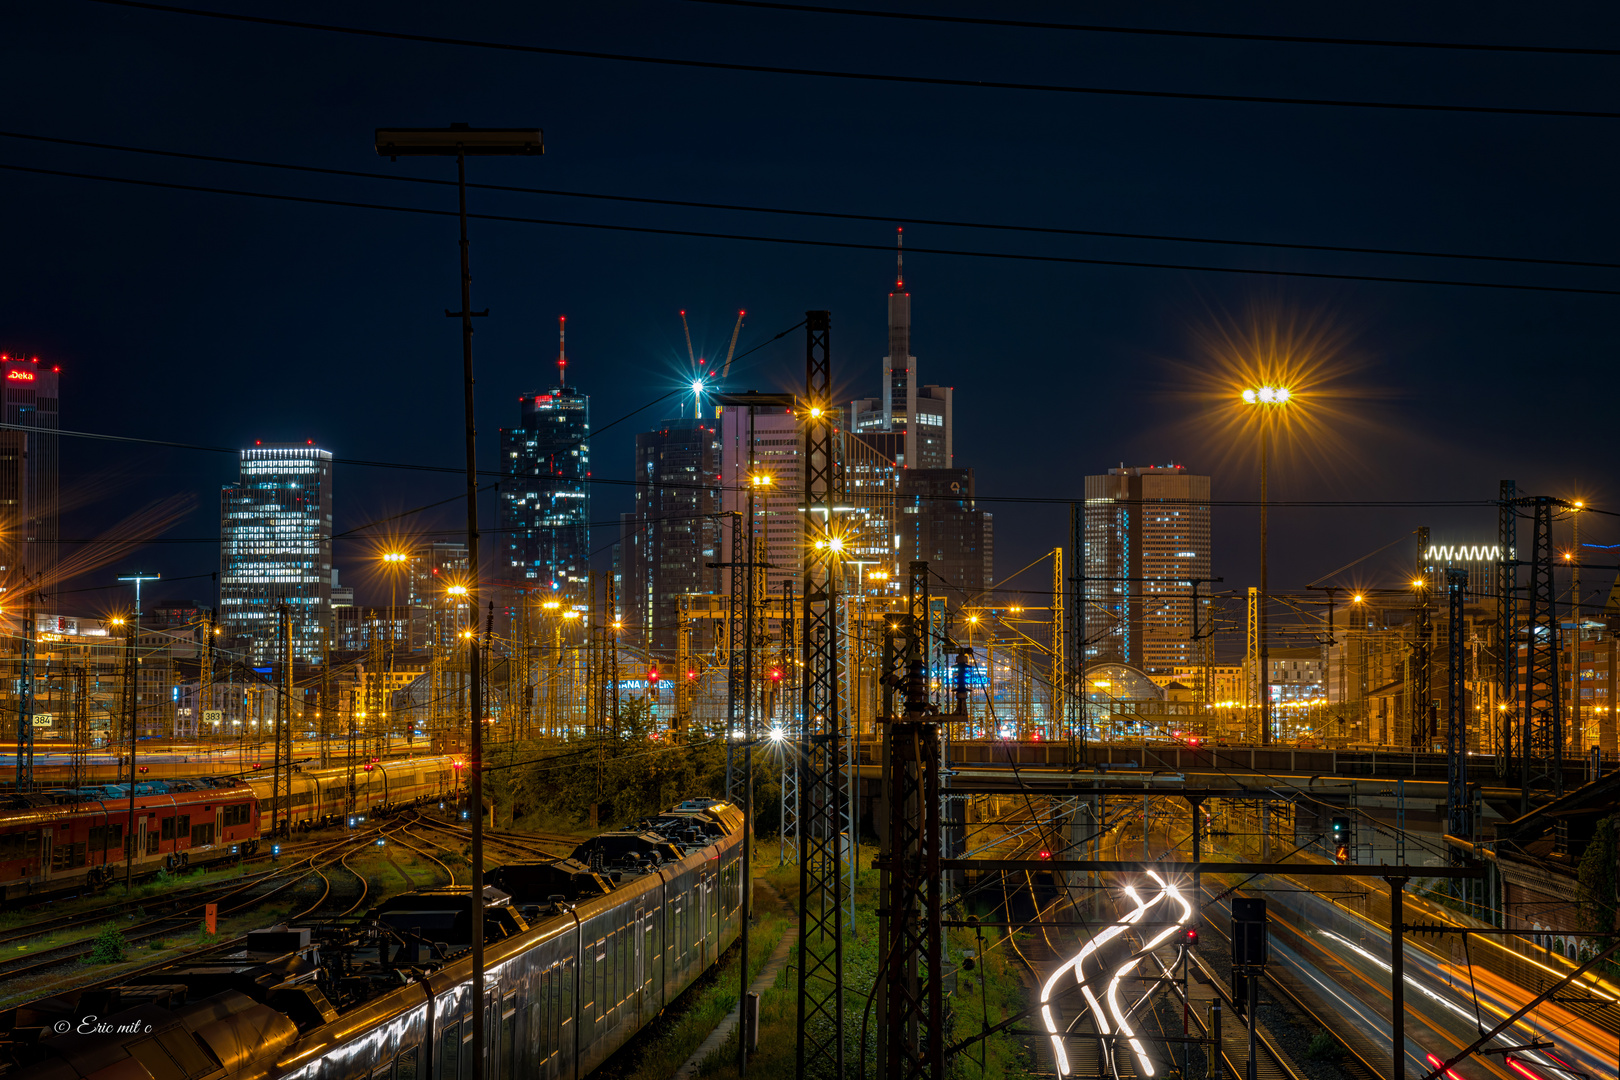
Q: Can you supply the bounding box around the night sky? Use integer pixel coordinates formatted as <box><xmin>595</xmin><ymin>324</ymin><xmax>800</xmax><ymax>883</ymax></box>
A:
<box><xmin>5</xmin><ymin>2</ymin><xmax>1618</xmax><ymax>620</ymax></box>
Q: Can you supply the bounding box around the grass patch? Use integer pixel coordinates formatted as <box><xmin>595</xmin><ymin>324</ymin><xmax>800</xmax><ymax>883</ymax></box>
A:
<box><xmin>1305</xmin><ymin>1030</ymin><xmax>1342</xmax><ymax>1061</ymax></box>
<box><xmin>696</xmin><ymin>840</ymin><xmax>1037</xmax><ymax>1080</ymax></box>
<box><xmin>603</xmin><ymin>894</ymin><xmax>792</xmax><ymax>1080</ymax></box>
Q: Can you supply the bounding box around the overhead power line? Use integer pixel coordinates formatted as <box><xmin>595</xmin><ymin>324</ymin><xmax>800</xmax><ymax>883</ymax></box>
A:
<box><xmin>0</xmin><ymin>418</ymin><xmax>1520</xmax><ymax>512</ymax></box>
<box><xmin>6</xmin><ymin>129</ymin><xmax>1616</xmax><ymax>272</ymax></box>
<box><xmin>686</xmin><ymin>0</ymin><xmax>1620</xmax><ymax>58</ymax></box>
<box><xmin>7</xmin><ymin>161</ymin><xmax>1619</xmax><ymax>297</ymax></box>
<box><xmin>87</xmin><ymin>0</ymin><xmax>1620</xmax><ymax>120</ymax></box>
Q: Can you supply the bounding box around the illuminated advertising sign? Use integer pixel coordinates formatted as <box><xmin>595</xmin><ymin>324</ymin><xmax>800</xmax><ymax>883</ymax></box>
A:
<box><xmin>5</xmin><ymin>369</ymin><xmax>34</xmax><ymax>382</ymax></box>
<box><xmin>1425</xmin><ymin>545</ymin><xmax>1505</xmax><ymax>562</ymax></box>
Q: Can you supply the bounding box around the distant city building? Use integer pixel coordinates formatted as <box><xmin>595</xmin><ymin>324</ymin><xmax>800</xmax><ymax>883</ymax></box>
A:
<box><xmin>847</xmin><ymin>236</ymin><xmax>953</xmax><ymax>468</ymax></box>
<box><xmin>499</xmin><ymin>322</ymin><xmax>590</xmax><ymax>608</ymax></box>
<box><xmin>1082</xmin><ymin>464</ymin><xmax>1212</xmax><ymax>675</ymax></box>
<box><xmin>719</xmin><ymin>402</ymin><xmax>802</xmax><ymax>601</ymax></box>
<box><xmin>620</xmin><ymin>419</ymin><xmax>722</xmax><ymax>654</ymax></box>
<box><xmin>897</xmin><ymin>468</ymin><xmax>993</xmax><ymax>606</ymax></box>
<box><xmin>219</xmin><ymin>444</ymin><xmax>333</xmax><ymax>665</ymax></box>
<box><xmin>0</xmin><ymin>353</ymin><xmax>59</xmax><ymax>599</ymax></box>
<box><xmin>1268</xmin><ymin>647</ymin><xmax>1326</xmax><ymax>703</ymax></box>
<box><xmin>406</xmin><ymin>542</ymin><xmax>469</xmax><ymax>649</ymax></box>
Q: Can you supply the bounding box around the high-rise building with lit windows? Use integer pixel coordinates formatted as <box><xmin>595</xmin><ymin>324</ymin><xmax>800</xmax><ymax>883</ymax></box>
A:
<box><xmin>620</xmin><ymin>420</ymin><xmax>722</xmax><ymax>654</ymax></box>
<box><xmin>0</xmin><ymin>353</ymin><xmax>59</xmax><ymax>598</ymax></box>
<box><xmin>1083</xmin><ymin>464</ymin><xmax>1211</xmax><ymax>675</ymax></box>
<box><xmin>219</xmin><ymin>444</ymin><xmax>333</xmax><ymax>664</ymax></box>
<box><xmin>847</xmin><ymin>233</ymin><xmax>953</xmax><ymax>468</ymax></box>
<box><xmin>499</xmin><ymin>322</ymin><xmax>591</xmax><ymax>608</ymax></box>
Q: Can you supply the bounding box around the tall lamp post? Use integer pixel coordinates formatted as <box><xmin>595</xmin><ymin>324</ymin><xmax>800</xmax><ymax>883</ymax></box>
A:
<box><xmin>1241</xmin><ymin>386</ymin><xmax>1290</xmax><ymax>745</ymax></box>
<box><xmin>117</xmin><ymin>572</ymin><xmax>159</xmax><ymax>889</ymax></box>
<box><xmin>381</xmin><ymin>551</ymin><xmax>407</xmax><ymax>744</ymax></box>
<box><xmin>375</xmin><ymin>124</ymin><xmax>542</xmax><ymax>1080</ymax></box>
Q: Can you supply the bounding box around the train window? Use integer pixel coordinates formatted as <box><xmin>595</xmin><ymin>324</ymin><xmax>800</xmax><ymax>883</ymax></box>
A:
<box><xmin>499</xmin><ymin>994</ymin><xmax>516</xmax><ymax>1080</ymax></box>
<box><xmin>89</xmin><ymin>825</ymin><xmax>123</xmax><ymax>852</ymax></box>
<box><xmin>528</xmin><ymin>975</ymin><xmax>544</xmax><ymax>1062</ymax></box>
<box><xmin>191</xmin><ymin>824</ymin><xmax>215</xmax><ymax>848</ymax></box>
<box><xmin>51</xmin><ymin>843</ymin><xmax>87</xmax><ymax>871</ymax></box>
<box><xmin>440</xmin><ymin>1021</ymin><xmax>459</xmax><ymax>1080</ymax></box>
<box><xmin>396</xmin><ymin>1048</ymin><xmax>418</xmax><ymax>1080</ymax></box>
<box><xmin>176</xmin><ymin>815</ymin><xmax>190</xmax><ymax>836</ymax></box>
<box><xmin>221</xmin><ymin>805</ymin><xmax>249</xmax><ymax>827</ymax></box>
<box><xmin>371</xmin><ymin>1058</ymin><xmax>393</xmax><ymax>1080</ymax></box>
<box><xmin>160</xmin><ymin>816</ymin><xmax>176</xmax><ymax>841</ymax></box>
<box><xmin>0</xmin><ymin>830</ymin><xmax>40</xmax><ymax>861</ymax></box>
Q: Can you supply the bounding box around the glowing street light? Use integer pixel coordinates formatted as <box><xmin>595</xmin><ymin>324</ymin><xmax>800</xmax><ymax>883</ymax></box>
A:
<box><xmin>1241</xmin><ymin>384</ymin><xmax>1291</xmax><ymax>747</ymax></box>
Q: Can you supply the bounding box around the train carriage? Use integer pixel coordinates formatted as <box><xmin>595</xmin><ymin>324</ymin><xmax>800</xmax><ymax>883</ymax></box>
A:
<box><xmin>0</xmin><ymin>798</ymin><xmax>746</xmax><ymax>1080</ymax></box>
<box><xmin>0</xmin><ymin>780</ymin><xmax>259</xmax><ymax>901</ymax></box>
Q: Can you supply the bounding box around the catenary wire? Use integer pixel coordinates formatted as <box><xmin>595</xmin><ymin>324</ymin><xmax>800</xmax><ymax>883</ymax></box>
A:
<box><xmin>0</xmin><ymin>419</ymin><xmax>1546</xmax><ymax>511</ymax></box>
<box><xmin>6</xmin><ymin>161</ymin><xmax>1619</xmax><ymax>297</ymax></box>
<box><xmin>5</xmin><ymin>129</ymin><xmax>1617</xmax><ymax>272</ymax></box>
<box><xmin>84</xmin><ymin>0</ymin><xmax>1620</xmax><ymax>120</ymax></box>
<box><xmin>685</xmin><ymin>0</ymin><xmax>1620</xmax><ymax>57</ymax></box>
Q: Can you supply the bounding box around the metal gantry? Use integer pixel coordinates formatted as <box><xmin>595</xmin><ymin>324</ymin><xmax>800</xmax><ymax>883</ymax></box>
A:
<box><xmin>1522</xmin><ymin>495</ymin><xmax>1564</xmax><ymax>810</ymax></box>
<box><xmin>883</xmin><ymin>564</ymin><xmax>943</xmax><ymax>1080</ymax></box>
<box><xmin>797</xmin><ymin>310</ymin><xmax>846</xmax><ymax>1080</ymax></box>
<box><xmin>1413</xmin><ymin>526</ymin><xmax>1432</xmax><ymax>748</ymax></box>
<box><xmin>1497</xmin><ymin>480</ymin><xmax>1516</xmax><ymax>777</ymax></box>
<box><xmin>1445</xmin><ymin>568</ymin><xmax>1470</xmax><ymax>842</ymax></box>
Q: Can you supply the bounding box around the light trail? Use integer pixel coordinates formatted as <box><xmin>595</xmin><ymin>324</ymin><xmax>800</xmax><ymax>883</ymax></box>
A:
<box><xmin>1039</xmin><ymin>870</ymin><xmax>1192</xmax><ymax>1077</ymax></box>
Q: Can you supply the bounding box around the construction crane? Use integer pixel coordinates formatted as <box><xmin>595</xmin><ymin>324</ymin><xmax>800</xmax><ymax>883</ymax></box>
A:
<box><xmin>680</xmin><ymin>309</ymin><xmax>745</xmax><ymax>417</ymax></box>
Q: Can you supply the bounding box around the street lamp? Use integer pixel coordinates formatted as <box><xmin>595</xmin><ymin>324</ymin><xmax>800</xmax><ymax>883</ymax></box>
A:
<box><xmin>378</xmin><ymin>123</ymin><xmax>543</xmax><ymax>1072</ymax></box>
<box><xmin>1242</xmin><ymin>385</ymin><xmax>1290</xmax><ymax>746</ymax></box>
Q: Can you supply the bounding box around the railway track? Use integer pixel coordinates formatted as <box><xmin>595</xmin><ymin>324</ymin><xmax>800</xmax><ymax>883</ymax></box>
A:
<box><xmin>0</xmin><ymin>827</ymin><xmax>390</xmax><ymax>984</ymax></box>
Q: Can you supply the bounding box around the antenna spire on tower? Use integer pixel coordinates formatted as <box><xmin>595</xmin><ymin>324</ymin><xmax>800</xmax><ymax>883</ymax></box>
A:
<box><xmin>895</xmin><ymin>227</ymin><xmax>904</xmax><ymax>290</ymax></box>
<box><xmin>557</xmin><ymin>315</ymin><xmax>567</xmax><ymax>388</ymax></box>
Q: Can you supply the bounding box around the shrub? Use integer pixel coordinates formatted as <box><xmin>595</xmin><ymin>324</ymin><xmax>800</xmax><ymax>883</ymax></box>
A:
<box><xmin>1305</xmin><ymin>1031</ymin><xmax>1341</xmax><ymax>1061</ymax></box>
<box><xmin>87</xmin><ymin>925</ymin><xmax>128</xmax><ymax>964</ymax></box>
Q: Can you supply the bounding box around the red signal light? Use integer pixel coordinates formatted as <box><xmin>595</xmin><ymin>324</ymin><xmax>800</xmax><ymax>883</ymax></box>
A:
<box><xmin>648</xmin><ymin>668</ymin><xmax>659</xmax><ymax>683</ymax></box>
<box><xmin>686</xmin><ymin>670</ymin><xmax>696</xmax><ymax>680</ymax></box>
<box><xmin>1038</xmin><ymin>850</ymin><xmax>1051</xmax><ymax>859</ymax></box>
<box><xmin>769</xmin><ymin>668</ymin><xmax>783</xmax><ymax>681</ymax></box>
<box><xmin>1184</xmin><ymin>926</ymin><xmax>1199</xmax><ymax>946</ymax></box>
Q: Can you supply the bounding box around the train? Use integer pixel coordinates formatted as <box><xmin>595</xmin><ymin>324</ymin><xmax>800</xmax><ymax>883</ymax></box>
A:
<box><xmin>0</xmin><ymin>756</ymin><xmax>461</xmax><ymax>901</ymax></box>
<box><xmin>0</xmin><ymin>797</ymin><xmax>747</xmax><ymax>1080</ymax></box>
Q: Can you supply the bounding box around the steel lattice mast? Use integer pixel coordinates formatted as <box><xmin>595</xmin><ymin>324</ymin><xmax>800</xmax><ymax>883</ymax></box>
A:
<box><xmin>1496</xmin><ymin>481</ymin><xmax>1516</xmax><ymax>777</ymax></box>
<box><xmin>1522</xmin><ymin>496</ymin><xmax>1564</xmax><ymax>813</ymax></box>
<box><xmin>797</xmin><ymin>310</ymin><xmax>846</xmax><ymax>1080</ymax></box>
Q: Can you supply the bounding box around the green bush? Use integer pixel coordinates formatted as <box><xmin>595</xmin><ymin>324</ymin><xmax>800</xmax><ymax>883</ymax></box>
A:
<box><xmin>1305</xmin><ymin>1031</ymin><xmax>1341</xmax><ymax>1061</ymax></box>
<box><xmin>87</xmin><ymin>925</ymin><xmax>128</xmax><ymax>964</ymax></box>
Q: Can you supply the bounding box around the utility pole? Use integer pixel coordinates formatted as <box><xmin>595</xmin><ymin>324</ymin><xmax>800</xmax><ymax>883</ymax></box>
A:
<box><xmin>118</xmin><ymin>572</ymin><xmax>158</xmax><ymax>890</ymax></box>
<box><xmin>1414</xmin><ymin>528</ymin><xmax>1432</xmax><ymax>748</ymax></box>
<box><xmin>376</xmin><ymin>126</ymin><xmax>542</xmax><ymax>1080</ymax></box>
<box><xmin>15</xmin><ymin>585</ymin><xmax>36</xmax><ymax>791</ymax></box>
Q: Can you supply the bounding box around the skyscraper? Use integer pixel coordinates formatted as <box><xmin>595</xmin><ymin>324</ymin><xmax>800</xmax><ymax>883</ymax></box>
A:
<box><xmin>847</xmin><ymin>232</ymin><xmax>953</xmax><ymax>468</ymax></box>
<box><xmin>897</xmin><ymin>468</ymin><xmax>993</xmax><ymax>605</ymax></box>
<box><xmin>1083</xmin><ymin>464</ymin><xmax>1211</xmax><ymax>675</ymax></box>
<box><xmin>620</xmin><ymin>420</ymin><xmax>723</xmax><ymax>653</ymax></box>
<box><xmin>0</xmin><ymin>353</ymin><xmax>58</xmax><ymax>597</ymax></box>
<box><xmin>499</xmin><ymin>319</ymin><xmax>591</xmax><ymax>609</ymax></box>
<box><xmin>719</xmin><ymin>403</ymin><xmax>801</xmax><ymax>600</ymax></box>
<box><xmin>219</xmin><ymin>443</ymin><xmax>334</xmax><ymax>664</ymax></box>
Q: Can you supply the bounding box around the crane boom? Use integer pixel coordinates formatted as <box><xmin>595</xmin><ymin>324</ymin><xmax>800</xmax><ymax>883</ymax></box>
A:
<box><xmin>720</xmin><ymin>310</ymin><xmax>746</xmax><ymax>379</ymax></box>
<box><xmin>680</xmin><ymin>309</ymin><xmax>697</xmax><ymax>370</ymax></box>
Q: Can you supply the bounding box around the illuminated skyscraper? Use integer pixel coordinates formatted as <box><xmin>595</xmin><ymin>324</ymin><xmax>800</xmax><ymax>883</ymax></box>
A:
<box><xmin>219</xmin><ymin>444</ymin><xmax>334</xmax><ymax>664</ymax></box>
<box><xmin>499</xmin><ymin>319</ymin><xmax>591</xmax><ymax>607</ymax></box>
<box><xmin>1083</xmin><ymin>464</ymin><xmax>1211</xmax><ymax>675</ymax></box>
<box><xmin>0</xmin><ymin>353</ymin><xmax>58</xmax><ymax>599</ymax></box>
<box><xmin>847</xmin><ymin>232</ymin><xmax>953</xmax><ymax>468</ymax></box>
<box><xmin>620</xmin><ymin>420</ymin><xmax>722</xmax><ymax>653</ymax></box>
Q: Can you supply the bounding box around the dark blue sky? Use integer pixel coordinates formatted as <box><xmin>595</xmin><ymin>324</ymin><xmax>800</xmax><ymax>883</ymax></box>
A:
<box><xmin>5</xmin><ymin>1</ymin><xmax>1618</xmax><ymax>616</ymax></box>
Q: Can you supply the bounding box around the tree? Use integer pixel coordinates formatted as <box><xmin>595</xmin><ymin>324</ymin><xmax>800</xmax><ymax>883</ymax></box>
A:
<box><xmin>1576</xmin><ymin>814</ymin><xmax>1618</xmax><ymax>938</ymax></box>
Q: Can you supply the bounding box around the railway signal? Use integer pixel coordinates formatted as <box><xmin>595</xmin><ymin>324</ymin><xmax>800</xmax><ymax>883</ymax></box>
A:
<box><xmin>1335</xmin><ymin>843</ymin><xmax>1350</xmax><ymax>864</ymax></box>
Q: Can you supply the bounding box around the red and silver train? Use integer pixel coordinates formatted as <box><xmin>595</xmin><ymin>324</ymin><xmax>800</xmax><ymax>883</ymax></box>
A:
<box><xmin>0</xmin><ymin>756</ymin><xmax>460</xmax><ymax>901</ymax></box>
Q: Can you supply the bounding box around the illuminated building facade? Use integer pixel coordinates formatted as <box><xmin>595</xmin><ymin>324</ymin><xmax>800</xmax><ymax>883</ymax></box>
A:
<box><xmin>896</xmin><ymin>468</ymin><xmax>993</xmax><ymax>606</ymax></box>
<box><xmin>0</xmin><ymin>353</ymin><xmax>58</xmax><ymax>599</ymax></box>
<box><xmin>406</xmin><ymin>542</ymin><xmax>469</xmax><ymax>649</ymax></box>
<box><xmin>219</xmin><ymin>444</ymin><xmax>334</xmax><ymax>665</ymax></box>
<box><xmin>500</xmin><ymin>383</ymin><xmax>591</xmax><ymax>608</ymax></box>
<box><xmin>847</xmin><ymin>239</ymin><xmax>953</xmax><ymax>468</ymax></box>
<box><xmin>1083</xmin><ymin>464</ymin><xmax>1211</xmax><ymax>675</ymax></box>
<box><xmin>719</xmin><ymin>404</ymin><xmax>801</xmax><ymax>600</ymax></box>
<box><xmin>620</xmin><ymin>420</ymin><xmax>723</xmax><ymax>654</ymax></box>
